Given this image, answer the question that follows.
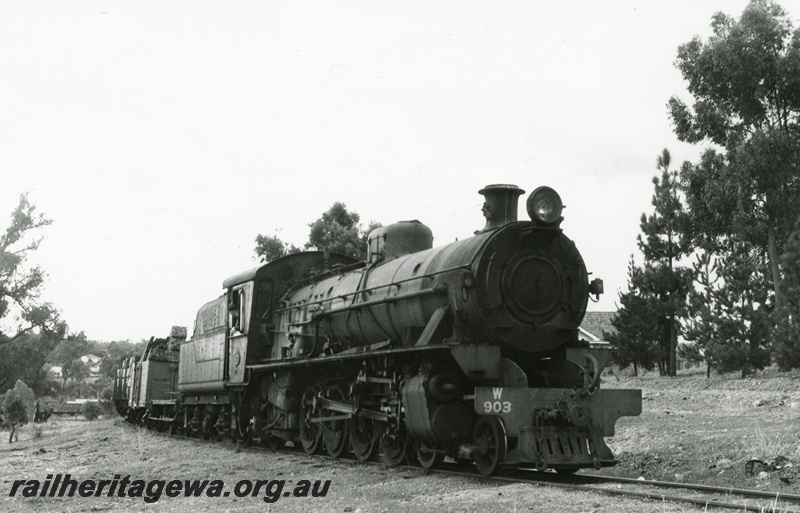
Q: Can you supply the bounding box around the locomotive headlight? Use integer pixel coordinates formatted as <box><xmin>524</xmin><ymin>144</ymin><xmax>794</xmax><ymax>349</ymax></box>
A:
<box><xmin>526</xmin><ymin>186</ymin><xmax>563</xmax><ymax>226</ymax></box>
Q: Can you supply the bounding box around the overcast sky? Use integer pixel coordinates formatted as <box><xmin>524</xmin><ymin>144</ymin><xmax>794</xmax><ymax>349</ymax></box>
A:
<box><xmin>3</xmin><ymin>0</ymin><xmax>791</xmax><ymax>342</ymax></box>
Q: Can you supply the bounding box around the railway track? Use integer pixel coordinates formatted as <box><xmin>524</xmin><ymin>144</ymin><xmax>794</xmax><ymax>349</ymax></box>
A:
<box><xmin>482</xmin><ymin>468</ymin><xmax>800</xmax><ymax>513</ymax></box>
<box><xmin>120</xmin><ymin>419</ymin><xmax>800</xmax><ymax>512</ymax></box>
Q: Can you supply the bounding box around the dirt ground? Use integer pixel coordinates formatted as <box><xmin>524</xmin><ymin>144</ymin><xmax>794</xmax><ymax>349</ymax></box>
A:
<box><xmin>603</xmin><ymin>366</ymin><xmax>800</xmax><ymax>492</ymax></box>
<box><xmin>3</xmin><ymin>368</ymin><xmax>800</xmax><ymax>513</ymax></box>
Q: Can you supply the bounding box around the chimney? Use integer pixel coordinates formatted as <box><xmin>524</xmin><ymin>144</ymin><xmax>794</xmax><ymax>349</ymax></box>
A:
<box><xmin>478</xmin><ymin>184</ymin><xmax>525</xmax><ymax>231</ymax></box>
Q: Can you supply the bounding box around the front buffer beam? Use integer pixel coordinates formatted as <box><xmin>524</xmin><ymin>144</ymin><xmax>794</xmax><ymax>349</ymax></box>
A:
<box><xmin>474</xmin><ymin>386</ymin><xmax>642</xmax><ymax>470</ymax></box>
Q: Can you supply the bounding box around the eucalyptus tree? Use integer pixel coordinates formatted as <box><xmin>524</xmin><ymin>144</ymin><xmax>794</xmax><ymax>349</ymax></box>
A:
<box><xmin>0</xmin><ymin>194</ymin><xmax>65</xmax><ymax>346</ymax></box>
<box><xmin>255</xmin><ymin>202</ymin><xmax>381</xmax><ymax>263</ymax></box>
<box><xmin>668</xmin><ymin>0</ymin><xmax>800</xmax><ymax>310</ymax></box>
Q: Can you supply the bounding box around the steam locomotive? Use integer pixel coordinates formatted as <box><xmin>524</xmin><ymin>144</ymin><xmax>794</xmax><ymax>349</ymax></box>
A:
<box><xmin>114</xmin><ymin>184</ymin><xmax>641</xmax><ymax>476</ymax></box>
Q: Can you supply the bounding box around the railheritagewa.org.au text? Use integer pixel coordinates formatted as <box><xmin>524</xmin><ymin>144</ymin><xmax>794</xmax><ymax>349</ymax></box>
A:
<box><xmin>7</xmin><ymin>474</ymin><xmax>331</xmax><ymax>503</ymax></box>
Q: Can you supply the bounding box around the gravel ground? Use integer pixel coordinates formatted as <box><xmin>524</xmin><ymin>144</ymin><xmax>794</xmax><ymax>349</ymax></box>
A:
<box><xmin>8</xmin><ymin>369</ymin><xmax>800</xmax><ymax>513</ymax></box>
<box><xmin>0</xmin><ymin>417</ymin><xmax>713</xmax><ymax>513</ymax></box>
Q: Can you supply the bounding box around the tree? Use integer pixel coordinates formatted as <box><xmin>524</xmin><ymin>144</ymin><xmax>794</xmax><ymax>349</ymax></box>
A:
<box><xmin>67</xmin><ymin>359</ymin><xmax>90</xmax><ymax>398</ymax></box>
<box><xmin>635</xmin><ymin>149</ymin><xmax>692</xmax><ymax>376</ymax></box>
<box><xmin>677</xmin><ymin>341</ymin><xmax>707</xmax><ymax>371</ymax></box>
<box><xmin>668</xmin><ymin>0</ymin><xmax>800</xmax><ymax>310</ymax></box>
<box><xmin>679</xmin><ymin>150</ymin><xmax>738</xmax><ymax>251</ymax></box>
<box><xmin>48</xmin><ymin>332</ymin><xmax>90</xmax><ymax>398</ymax></box>
<box><xmin>706</xmin><ymin>243</ymin><xmax>772</xmax><ymax>377</ymax></box>
<box><xmin>254</xmin><ymin>234</ymin><xmax>301</xmax><ymax>263</ymax></box>
<box><xmin>305</xmin><ymin>202</ymin><xmax>365</xmax><ymax>259</ymax></box>
<box><xmin>3</xmin><ymin>380</ymin><xmax>34</xmax><ymax>443</ymax></box>
<box><xmin>97</xmin><ymin>340</ymin><xmax>143</xmax><ymax>379</ymax></box>
<box><xmin>680</xmin><ymin>153</ymin><xmax>778</xmax><ymax>377</ymax></box>
<box><xmin>772</xmin><ymin>217</ymin><xmax>800</xmax><ymax>369</ymax></box>
<box><xmin>254</xmin><ymin>202</ymin><xmax>381</xmax><ymax>262</ymax></box>
<box><xmin>0</xmin><ymin>194</ymin><xmax>66</xmax><ymax>347</ymax></box>
<box><xmin>606</xmin><ymin>258</ymin><xmax>662</xmax><ymax>376</ymax></box>
<box><xmin>0</xmin><ymin>331</ymin><xmax>62</xmax><ymax>393</ymax></box>
<box><xmin>682</xmin><ymin>252</ymin><xmax>720</xmax><ymax>377</ymax></box>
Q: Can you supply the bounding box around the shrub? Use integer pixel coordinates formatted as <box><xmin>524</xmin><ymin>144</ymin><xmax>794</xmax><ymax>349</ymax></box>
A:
<box><xmin>100</xmin><ymin>400</ymin><xmax>114</xmax><ymax>416</ymax></box>
<box><xmin>83</xmin><ymin>402</ymin><xmax>102</xmax><ymax>421</ymax></box>
<box><xmin>3</xmin><ymin>398</ymin><xmax>28</xmax><ymax>442</ymax></box>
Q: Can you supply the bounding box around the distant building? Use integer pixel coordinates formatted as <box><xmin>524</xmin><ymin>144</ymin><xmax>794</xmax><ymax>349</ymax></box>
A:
<box><xmin>80</xmin><ymin>355</ymin><xmax>103</xmax><ymax>383</ymax></box>
<box><xmin>48</xmin><ymin>355</ymin><xmax>104</xmax><ymax>384</ymax></box>
<box><xmin>579</xmin><ymin>311</ymin><xmax>616</xmax><ymax>343</ymax></box>
<box><xmin>80</xmin><ymin>354</ymin><xmax>102</xmax><ymax>365</ymax></box>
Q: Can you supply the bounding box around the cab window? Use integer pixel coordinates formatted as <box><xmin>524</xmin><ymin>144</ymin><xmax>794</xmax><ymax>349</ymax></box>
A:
<box><xmin>228</xmin><ymin>288</ymin><xmax>245</xmax><ymax>335</ymax></box>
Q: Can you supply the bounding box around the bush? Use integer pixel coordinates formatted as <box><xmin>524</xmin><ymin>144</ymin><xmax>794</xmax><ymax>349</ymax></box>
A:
<box><xmin>83</xmin><ymin>402</ymin><xmax>102</xmax><ymax>421</ymax></box>
<box><xmin>3</xmin><ymin>398</ymin><xmax>28</xmax><ymax>442</ymax></box>
<box><xmin>100</xmin><ymin>384</ymin><xmax>114</xmax><ymax>402</ymax></box>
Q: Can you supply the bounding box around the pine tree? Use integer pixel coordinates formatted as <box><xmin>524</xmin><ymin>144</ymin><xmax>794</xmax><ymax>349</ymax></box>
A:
<box><xmin>708</xmin><ymin>243</ymin><xmax>772</xmax><ymax>377</ymax></box>
<box><xmin>636</xmin><ymin>149</ymin><xmax>692</xmax><ymax>376</ymax></box>
<box><xmin>772</xmin><ymin>217</ymin><xmax>800</xmax><ymax>370</ymax></box>
<box><xmin>606</xmin><ymin>258</ymin><xmax>662</xmax><ymax>376</ymax></box>
<box><xmin>682</xmin><ymin>252</ymin><xmax>719</xmax><ymax>377</ymax></box>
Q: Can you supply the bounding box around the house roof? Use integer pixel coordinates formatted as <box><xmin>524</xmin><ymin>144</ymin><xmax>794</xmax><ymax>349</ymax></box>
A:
<box><xmin>81</xmin><ymin>354</ymin><xmax>102</xmax><ymax>364</ymax></box>
<box><xmin>579</xmin><ymin>311</ymin><xmax>616</xmax><ymax>342</ymax></box>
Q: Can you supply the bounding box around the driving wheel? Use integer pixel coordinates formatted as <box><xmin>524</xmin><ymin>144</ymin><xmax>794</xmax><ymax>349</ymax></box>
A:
<box><xmin>322</xmin><ymin>383</ymin><xmax>350</xmax><ymax>458</ymax></box>
<box><xmin>299</xmin><ymin>383</ymin><xmax>324</xmax><ymax>454</ymax></box>
<box><xmin>380</xmin><ymin>423</ymin><xmax>410</xmax><ymax>465</ymax></box>
<box><xmin>350</xmin><ymin>415</ymin><xmax>379</xmax><ymax>462</ymax></box>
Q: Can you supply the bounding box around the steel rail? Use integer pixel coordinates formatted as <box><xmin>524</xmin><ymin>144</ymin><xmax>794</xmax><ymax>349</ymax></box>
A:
<box><xmin>554</xmin><ymin>471</ymin><xmax>800</xmax><ymax>503</ymax></box>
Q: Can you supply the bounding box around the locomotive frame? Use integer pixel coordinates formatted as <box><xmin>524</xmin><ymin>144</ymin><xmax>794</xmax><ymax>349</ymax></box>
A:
<box><xmin>115</xmin><ymin>183</ymin><xmax>641</xmax><ymax>476</ymax></box>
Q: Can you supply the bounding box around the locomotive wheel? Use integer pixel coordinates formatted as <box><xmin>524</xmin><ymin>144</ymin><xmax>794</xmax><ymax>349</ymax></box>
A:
<box><xmin>299</xmin><ymin>384</ymin><xmax>324</xmax><ymax>455</ymax></box>
<box><xmin>380</xmin><ymin>424</ymin><xmax>410</xmax><ymax>465</ymax></box>
<box><xmin>188</xmin><ymin>409</ymin><xmax>202</xmax><ymax>438</ymax></box>
<box><xmin>242</xmin><ymin>429</ymin><xmax>254</xmax><ymax>446</ymax></box>
<box><xmin>473</xmin><ymin>416</ymin><xmax>507</xmax><ymax>476</ymax></box>
<box><xmin>322</xmin><ymin>384</ymin><xmax>350</xmax><ymax>458</ymax></box>
<box><xmin>349</xmin><ymin>416</ymin><xmax>379</xmax><ymax>462</ymax></box>
<box><xmin>416</xmin><ymin>440</ymin><xmax>445</xmax><ymax>469</ymax></box>
<box><xmin>202</xmin><ymin>414</ymin><xmax>213</xmax><ymax>440</ymax></box>
<box><xmin>266</xmin><ymin>436</ymin><xmax>286</xmax><ymax>450</ymax></box>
